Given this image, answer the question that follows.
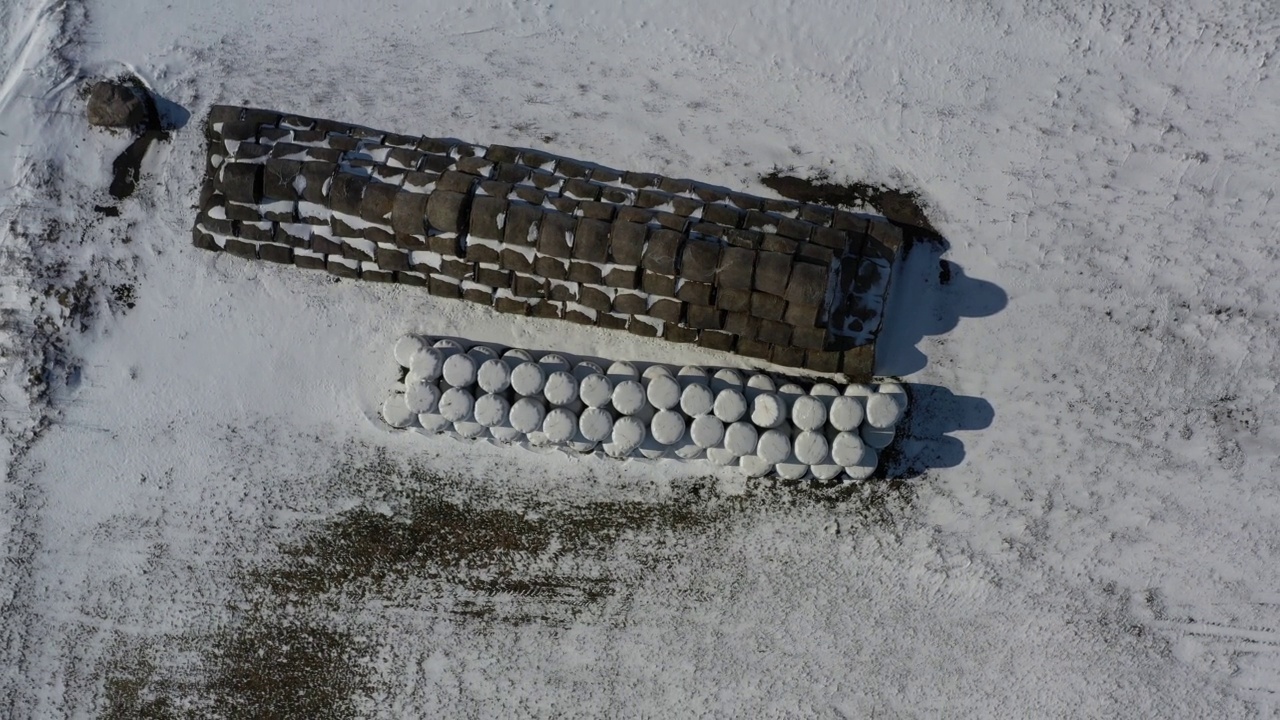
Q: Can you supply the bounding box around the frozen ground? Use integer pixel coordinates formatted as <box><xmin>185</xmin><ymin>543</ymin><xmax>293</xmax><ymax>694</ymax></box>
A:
<box><xmin>2</xmin><ymin>0</ymin><xmax>1279</xmax><ymax>716</ymax></box>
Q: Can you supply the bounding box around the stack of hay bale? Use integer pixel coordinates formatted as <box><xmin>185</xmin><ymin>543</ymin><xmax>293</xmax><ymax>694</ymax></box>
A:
<box><xmin>193</xmin><ymin>106</ymin><xmax>904</xmax><ymax>380</ymax></box>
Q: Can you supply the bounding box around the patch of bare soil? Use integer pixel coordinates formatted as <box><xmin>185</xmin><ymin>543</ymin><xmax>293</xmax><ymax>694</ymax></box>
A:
<box><xmin>761</xmin><ymin>170</ymin><xmax>938</xmax><ymax>238</ymax></box>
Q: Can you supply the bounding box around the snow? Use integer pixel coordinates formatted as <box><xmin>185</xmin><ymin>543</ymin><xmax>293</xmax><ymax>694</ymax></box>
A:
<box><xmin>4</xmin><ymin>0</ymin><xmax>1280</xmax><ymax>715</ymax></box>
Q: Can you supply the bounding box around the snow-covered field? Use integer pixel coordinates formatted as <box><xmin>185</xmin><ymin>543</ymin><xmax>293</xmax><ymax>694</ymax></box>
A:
<box><xmin>3</xmin><ymin>0</ymin><xmax>1279</xmax><ymax>716</ymax></box>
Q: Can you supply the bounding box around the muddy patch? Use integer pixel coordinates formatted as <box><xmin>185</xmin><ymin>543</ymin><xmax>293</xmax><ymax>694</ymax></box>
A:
<box><xmin>761</xmin><ymin>170</ymin><xmax>937</xmax><ymax>237</ymax></box>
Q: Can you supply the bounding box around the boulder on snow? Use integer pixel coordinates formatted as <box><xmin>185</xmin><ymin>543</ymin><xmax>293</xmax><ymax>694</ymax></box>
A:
<box><xmin>87</xmin><ymin>81</ymin><xmax>146</xmax><ymax>129</ymax></box>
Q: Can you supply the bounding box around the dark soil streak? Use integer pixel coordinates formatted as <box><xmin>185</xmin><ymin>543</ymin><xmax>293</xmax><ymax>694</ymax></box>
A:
<box><xmin>760</xmin><ymin>170</ymin><xmax>938</xmax><ymax>237</ymax></box>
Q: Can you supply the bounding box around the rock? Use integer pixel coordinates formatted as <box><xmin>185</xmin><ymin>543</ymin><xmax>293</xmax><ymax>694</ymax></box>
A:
<box><xmin>87</xmin><ymin>81</ymin><xmax>146</xmax><ymax>128</ymax></box>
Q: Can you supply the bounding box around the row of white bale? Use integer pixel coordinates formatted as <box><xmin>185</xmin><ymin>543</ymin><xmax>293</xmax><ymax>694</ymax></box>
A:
<box><xmin>381</xmin><ymin>335</ymin><xmax>906</xmax><ymax>482</ymax></box>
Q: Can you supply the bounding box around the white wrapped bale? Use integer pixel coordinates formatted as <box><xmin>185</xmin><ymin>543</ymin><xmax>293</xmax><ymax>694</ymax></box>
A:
<box><xmin>607</xmin><ymin>360</ymin><xmax>639</xmax><ymax>381</ymax></box>
<box><xmin>543</xmin><ymin>371</ymin><xmax>579</xmax><ymax>407</ymax></box>
<box><xmin>510</xmin><ymin>361</ymin><xmax>547</xmax><ymax>397</ymax></box>
<box><xmin>509</xmin><ymin>397</ymin><xmax>546</xmax><ymax>433</ymax></box>
<box><xmin>794</xmin><ymin>431</ymin><xmax>829</xmax><ymax>465</ymax></box>
<box><xmin>739</xmin><ymin>455</ymin><xmax>773</xmax><ymax>478</ymax></box>
<box><xmin>438</xmin><ymin>387</ymin><xmax>475</xmax><ymax>422</ymax></box>
<box><xmin>775</xmin><ymin>462</ymin><xmax>809</xmax><ymax>480</ymax></box>
<box><xmin>405</xmin><ymin>381</ymin><xmax>441</xmax><ymax>414</ymax></box>
<box><xmin>705</xmin><ymin>447</ymin><xmax>737</xmax><ymax>466</ymax></box>
<box><xmin>642</xmin><ymin>364</ymin><xmax>673</xmax><ymax>379</ymax></box>
<box><xmin>646</xmin><ymin>375</ymin><xmax>682</xmax><ymax>410</ymax></box>
<box><xmin>442</xmin><ymin>353</ymin><xmax>478</xmax><ymax>388</ymax></box>
<box><xmin>416</xmin><ymin>413</ymin><xmax>451</xmax><ymax>434</ymax></box>
<box><xmin>723</xmin><ymin>421</ymin><xmax>758</xmax><ymax>457</ymax></box>
<box><xmin>750</xmin><ymin>393</ymin><xmax>786</xmax><ymax>429</ymax></box>
<box><xmin>474</xmin><ymin>393</ymin><xmax>511</xmax><ymax>428</ymax></box>
<box><xmin>650</xmin><ymin>410</ymin><xmax>687</xmax><ymax>445</ymax></box>
<box><xmin>612</xmin><ymin>379</ymin><xmax>647</xmax><ymax>415</ymax></box>
<box><xmin>829</xmin><ymin>396</ymin><xmax>864</xmax><ymax>431</ymax></box>
<box><xmin>541</xmin><ymin>407</ymin><xmax>577</xmax><ymax>444</ymax></box>
<box><xmin>432</xmin><ymin>338</ymin><xmax>464</xmax><ymax>357</ymax></box>
<box><xmin>791</xmin><ymin>395</ymin><xmax>827</xmax><ymax>431</ymax></box>
<box><xmin>454</xmin><ymin>420</ymin><xmax>487</xmax><ymax>439</ymax></box>
<box><xmin>690</xmin><ymin>415</ymin><xmax>725</xmax><ymax>449</ymax></box>
<box><xmin>756</xmin><ymin>429</ymin><xmax>790</xmax><ymax>464</ymax></box>
<box><xmin>713</xmin><ymin>388</ymin><xmax>747</xmax><ymax>423</ymax></box>
<box><xmin>394</xmin><ymin>334</ymin><xmax>431</xmax><ymax>368</ymax></box>
<box><xmin>476</xmin><ymin>358</ymin><xmax>512</xmax><ymax>393</ymax></box>
<box><xmin>711</xmin><ymin>368</ymin><xmax>744</xmax><ymax>393</ymax></box>
<box><xmin>746</xmin><ymin>373</ymin><xmax>776</xmax><ymax>393</ymax></box>
<box><xmin>677</xmin><ymin>365</ymin><xmax>707</xmax><ymax>380</ymax></box>
<box><xmin>830</xmin><ymin>431</ymin><xmax>866</xmax><ymax>467</ymax></box>
<box><xmin>407</xmin><ymin>347</ymin><xmax>445</xmax><ymax>382</ymax></box>
<box><xmin>604</xmin><ymin>415</ymin><xmax>646</xmax><ymax>457</ymax></box>
<box><xmin>865</xmin><ymin>393</ymin><xmax>903</xmax><ymax>429</ymax></box>
<box><xmin>811</xmin><ymin>464</ymin><xmax>844</xmax><ymax>481</ymax></box>
<box><xmin>467</xmin><ymin>345</ymin><xmax>499</xmax><ymax>364</ymax></box>
<box><xmin>810</xmin><ymin>382</ymin><xmax>840</xmax><ymax>397</ymax></box>
<box><xmin>381</xmin><ymin>394</ymin><xmax>416</xmax><ymax>429</ymax></box>
<box><xmin>502</xmin><ymin>348</ymin><xmax>534</xmax><ymax>364</ymax></box>
<box><xmin>680</xmin><ymin>383</ymin><xmax>715</xmax><ymax>417</ymax></box>
<box><xmin>843</xmin><ymin>446</ymin><xmax>878</xmax><ymax>481</ymax></box>
<box><xmin>539</xmin><ymin>353</ymin><xmax>571</xmax><ymax>374</ymax></box>
<box><xmin>579</xmin><ymin>373</ymin><xmax>614</xmax><ymax>408</ymax></box>
<box><xmin>490</xmin><ymin>426</ymin><xmax>524</xmax><ymax>443</ymax></box>
<box><xmin>574</xmin><ymin>361</ymin><xmax>605</xmax><ymax>381</ymax></box>
<box><xmin>579</xmin><ymin>407</ymin><xmax>615</xmax><ymax>442</ymax></box>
